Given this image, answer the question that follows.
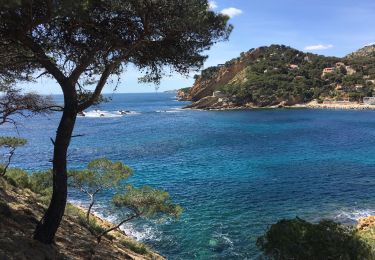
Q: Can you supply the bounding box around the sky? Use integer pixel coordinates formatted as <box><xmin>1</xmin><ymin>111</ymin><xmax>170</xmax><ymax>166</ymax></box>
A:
<box><xmin>24</xmin><ymin>0</ymin><xmax>375</xmax><ymax>94</ymax></box>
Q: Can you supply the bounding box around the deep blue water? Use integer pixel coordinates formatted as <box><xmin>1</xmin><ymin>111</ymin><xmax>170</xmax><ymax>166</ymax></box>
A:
<box><xmin>2</xmin><ymin>93</ymin><xmax>375</xmax><ymax>259</ymax></box>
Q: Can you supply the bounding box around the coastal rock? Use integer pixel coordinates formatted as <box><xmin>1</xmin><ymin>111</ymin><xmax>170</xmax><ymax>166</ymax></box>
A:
<box><xmin>176</xmin><ymin>89</ymin><xmax>188</xmax><ymax>101</ymax></box>
<box><xmin>185</xmin><ymin>96</ymin><xmax>220</xmax><ymax>109</ymax></box>
<box><xmin>357</xmin><ymin>216</ymin><xmax>375</xmax><ymax>231</ymax></box>
<box><xmin>187</xmin><ymin>48</ymin><xmax>264</xmax><ymax>102</ymax></box>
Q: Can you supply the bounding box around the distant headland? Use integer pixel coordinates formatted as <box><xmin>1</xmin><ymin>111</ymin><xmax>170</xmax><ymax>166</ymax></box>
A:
<box><xmin>178</xmin><ymin>44</ymin><xmax>375</xmax><ymax>110</ymax></box>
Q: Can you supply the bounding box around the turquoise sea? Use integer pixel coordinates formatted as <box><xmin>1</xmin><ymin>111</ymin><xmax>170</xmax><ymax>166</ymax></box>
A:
<box><xmin>2</xmin><ymin>93</ymin><xmax>375</xmax><ymax>259</ymax></box>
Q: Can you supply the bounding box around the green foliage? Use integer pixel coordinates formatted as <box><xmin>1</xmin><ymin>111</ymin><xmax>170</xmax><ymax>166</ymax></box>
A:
<box><xmin>0</xmin><ymin>137</ymin><xmax>27</xmax><ymax>175</ymax></box>
<box><xmin>4</xmin><ymin>168</ymin><xmax>29</xmax><ymax>188</ymax></box>
<box><xmin>69</xmin><ymin>158</ymin><xmax>133</xmax><ymax>194</ymax></box>
<box><xmin>0</xmin><ymin>137</ymin><xmax>27</xmax><ymax>148</ymax></box>
<box><xmin>0</xmin><ymin>0</ymin><xmax>232</xmax><ymax>96</ymax></box>
<box><xmin>69</xmin><ymin>158</ymin><xmax>134</xmax><ymax>222</ymax></box>
<box><xmin>0</xmin><ymin>167</ymin><xmax>53</xmax><ymax>204</ymax></box>
<box><xmin>179</xmin><ymin>87</ymin><xmax>192</xmax><ymax>94</ymax></box>
<box><xmin>358</xmin><ymin>225</ymin><xmax>375</xmax><ymax>252</ymax></box>
<box><xmin>120</xmin><ymin>239</ymin><xmax>149</xmax><ymax>255</ymax></box>
<box><xmin>79</xmin><ymin>217</ymin><xmax>107</xmax><ymax>235</ymax></box>
<box><xmin>200</xmin><ymin>66</ymin><xmax>222</xmax><ymax>81</ymax></box>
<box><xmin>65</xmin><ymin>203</ymin><xmax>106</xmax><ymax>235</ymax></box>
<box><xmin>216</xmin><ymin>45</ymin><xmax>342</xmax><ymax>106</ymax></box>
<box><xmin>257</xmin><ymin>218</ymin><xmax>374</xmax><ymax>260</ymax></box>
<box><xmin>29</xmin><ymin>170</ymin><xmax>53</xmax><ymax>197</ymax></box>
<box><xmin>113</xmin><ymin>185</ymin><xmax>182</xmax><ymax>219</ymax></box>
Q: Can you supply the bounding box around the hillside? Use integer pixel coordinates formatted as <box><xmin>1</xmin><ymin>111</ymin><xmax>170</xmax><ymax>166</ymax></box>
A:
<box><xmin>0</xmin><ymin>177</ymin><xmax>163</xmax><ymax>260</ymax></box>
<box><xmin>346</xmin><ymin>44</ymin><xmax>375</xmax><ymax>59</ymax></box>
<box><xmin>179</xmin><ymin>44</ymin><xmax>375</xmax><ymax>109</ymax></box>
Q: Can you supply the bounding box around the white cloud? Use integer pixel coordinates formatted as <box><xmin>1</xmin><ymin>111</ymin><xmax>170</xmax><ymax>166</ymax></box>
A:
<box><xmin>304</xmin><ymin>44</ymin><xmax>334</xmax><ymax>51</ymax></box>
<box><xmin>220</xmin><ymin>7</ymin><xmax>243</xmax><ymax>18</ymax></box>
<box><xmin>208</xmin><ymin>1</ymin><xmax>218</xmax><ymax>10</ymax></box>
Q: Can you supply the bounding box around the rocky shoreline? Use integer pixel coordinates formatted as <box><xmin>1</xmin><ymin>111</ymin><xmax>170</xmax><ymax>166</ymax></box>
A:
<box><xmin>181</xmin><ymin>96</ymin><xmax>375</xmax><ymax>111</ymax></box>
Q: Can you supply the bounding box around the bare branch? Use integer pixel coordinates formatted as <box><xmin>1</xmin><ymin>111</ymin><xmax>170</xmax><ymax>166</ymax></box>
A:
<box><xmin>17</xmin><ymin>36</ymin><xmax>68</xmax><ymax>87</ymax></box>
<box><xmin>36</xmin><ymin>71</ymin><xmax>49</xmax><ymax>79</ymax></box>
<box><xmin>96</xmin><ymin>213</ymin><xmax>140</xmax><ymax>243</ymax></box>
<box><xmin>71</xmin><ymin>134</ymin><xmax>85</xmax><ymax>138</ymax></box>
<box><xmin>1</xmin><ymin>147</ymin><xmax>15</xmax><ymax>176</ymax></box>
<box><xmin>0</xmin><ymin>87</ymin><xmax>57</xmax><ymax>126</ymax></box>
<box><xmin>78</xmin><ymin>62</ymin><xmax>119</xmax><ymax>111</ymax></box>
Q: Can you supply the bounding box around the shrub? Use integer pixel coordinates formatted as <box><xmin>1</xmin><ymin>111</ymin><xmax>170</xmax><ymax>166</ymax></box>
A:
<box><xmin>4</xmin><ymin>168</ymin><xmax>30</xmax><ymax>188</ymax></box>
<box><xmin>358</xmin><ymin>225</ymin><xmax>375</xmax><ymax>252</ymax></box>
<box><xmin>80</xmin><ymin>218</ymin><xmax>107</xmax><ymax>235</ymax></box>
<box><xmin>29</xmin><ymin>170</ymin><xmax>53</xmax><ymax>196</ymax></box>
<box><xmin>257</xmin><ymin>218</ymin><xmax>374</xmax><ymax>260</ymax></box>
<box><xmin>65</xmin><ymin>203</ymin><xmax>106</xmax><ymax>236</ymax></box>
<box><xmin>120</xmin><ymin>239</ymin><xmax>149</xmax><ymax>255</ymax></box>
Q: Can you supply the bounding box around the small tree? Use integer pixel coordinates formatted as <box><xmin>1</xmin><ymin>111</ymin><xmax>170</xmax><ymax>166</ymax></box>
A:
<box><xmin>0</xmin><ymin>136</ymin><xmax>27</xmax><ymax>176</ymax></box>
<box><xmin>69</xmin><ymin>158</ymin><xmax>133</xmax><ymax>222</ymax></box>
<box><xmin>97</xmin><ymin>184</ymin><xmax>182</xmax><ymax>242</ymax></box>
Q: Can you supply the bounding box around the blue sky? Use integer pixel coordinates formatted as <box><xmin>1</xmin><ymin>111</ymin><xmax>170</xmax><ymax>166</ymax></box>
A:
<box><xmin>25</xmin><ymin>0</ymin><xmax>375</xmax><ymax>94</ymax></box>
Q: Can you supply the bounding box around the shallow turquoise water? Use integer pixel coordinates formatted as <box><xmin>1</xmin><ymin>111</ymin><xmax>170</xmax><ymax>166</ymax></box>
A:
<box><xmin>2</xmin><ymin>93</ymin><xmax>375</xmax><ymax>259</ymax></box>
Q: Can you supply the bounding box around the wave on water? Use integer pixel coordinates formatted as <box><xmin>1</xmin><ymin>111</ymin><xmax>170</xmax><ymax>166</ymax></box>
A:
<box><xmin>156</xmin><ymin>108</ymin><xmax>183</xmax><ymax>113</ymax></box>
<box><xmin>68</xmin><ymin>198</ymin><xmax>159</xmax><ymax>242</ymax></box>
<box><xmin>119</xmin><ymin>223</ymin><xmax>160</xmax><ymax>241</ymax></box>
<box><xmin>208</xmin><ymin>231</ymin><xmax>240</xmax><ymax>258</ymax></box>
<box><xmin>332</xmin><ymin>208</ymin><xmax>375</xmax><ymax>224</ymax></box>
<box><xmin>78</xmin><ymin>110</ymin><xmax>140</xmax><ymax>118</ymax></box>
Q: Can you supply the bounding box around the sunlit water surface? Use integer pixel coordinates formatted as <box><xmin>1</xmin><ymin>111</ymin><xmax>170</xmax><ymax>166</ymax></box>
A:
<box><xmin>2</xmin><ymin>93</ymin><xmax>375</xmax><ymax>259</ymax></box>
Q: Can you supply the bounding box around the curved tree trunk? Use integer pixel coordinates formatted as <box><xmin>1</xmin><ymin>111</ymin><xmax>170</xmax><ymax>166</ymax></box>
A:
<box><xmin>86</xmin><ymin>194</ymin><xmax>95</xmax><ymax>222</ymax></box>
<box><xmin>33</xmin><ymin>88</ymin><xmax>77</xmax><ymax>244</ymax></box>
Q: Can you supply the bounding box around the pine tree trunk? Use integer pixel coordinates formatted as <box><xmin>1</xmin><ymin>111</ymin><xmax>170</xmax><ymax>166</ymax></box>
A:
<box><xmin>87</xmin><ymin>194</ymin><xmax>94</xmax><ymax>222</ymax></box>
<box><xmin>33</xmin><ymin>88</ymin><xmax>77</xmax><ymax>244</ymax></box>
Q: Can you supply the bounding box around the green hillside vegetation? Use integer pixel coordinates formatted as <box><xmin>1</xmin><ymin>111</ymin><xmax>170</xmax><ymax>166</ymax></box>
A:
<box><xmin>187</xmin><ymin>44</ymin><xmax>375</xmax><ymax>107</ymax></box>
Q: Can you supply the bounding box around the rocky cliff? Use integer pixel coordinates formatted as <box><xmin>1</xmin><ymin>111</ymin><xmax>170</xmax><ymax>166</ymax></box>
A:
<box><xmin>178</xmin><ymin>47</ymin><xmax>263</xmax><ymax>103</ymax></box>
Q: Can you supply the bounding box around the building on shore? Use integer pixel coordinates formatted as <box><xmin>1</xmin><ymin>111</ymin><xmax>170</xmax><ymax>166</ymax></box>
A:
<box><xmin>322</xmin><ymin>67</ymin><xmax>334</xmax><ymax>77</ymax></box>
